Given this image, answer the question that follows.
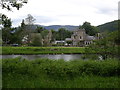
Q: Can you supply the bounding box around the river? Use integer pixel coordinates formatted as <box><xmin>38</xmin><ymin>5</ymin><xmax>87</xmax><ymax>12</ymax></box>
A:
<box><xmin>1</xmin><ymin>54</ymin><xmax>85</xmax><ymax>61</ymax></box>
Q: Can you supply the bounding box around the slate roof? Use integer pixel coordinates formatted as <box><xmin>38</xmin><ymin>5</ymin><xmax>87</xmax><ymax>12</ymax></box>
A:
<box><xmin>65</xmin><ymin>38</ymin><xmax>72</xmax><ymax>41</ymax></box>
<box><xmin>86</xmin><ymin>35</ymin><xmax>96</xmax><ymax>40</ymax></box>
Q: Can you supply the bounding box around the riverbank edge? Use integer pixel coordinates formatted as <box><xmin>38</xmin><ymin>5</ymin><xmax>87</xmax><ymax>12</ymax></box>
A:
<box><xmin>1</xmin><ymin>46</ymin><xmax>116</xmax><ymax>55</ymax></box>
<box><xmin>1</xmin><ymin>46</ymin><xmax>86</xmax><ymax>55</ymax></box>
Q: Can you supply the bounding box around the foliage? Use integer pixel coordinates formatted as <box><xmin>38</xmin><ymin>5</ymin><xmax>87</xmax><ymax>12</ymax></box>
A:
<box><xmin>0</xmin><ymin>0</ymin><xmax>28</xmax><ymax>45</ymax></box>
<box><xmin>20</xmin><ymin>19</ymin><xmax>26</xmax><ymax>30</ymax></box>
<box><xmin>1</xmin><ymin>14</ymin><xmax>12</xmax><ymax>27</ymax></box>
<box><xmin>40</xmin><ymin>30</ymin><xmax>49</xmax><ymax>46</ymax></box>
<box><xmin>2</xmin><ymin>58</ymin><xmax>120</xmax><ymax>88</ymax></box>
<box><xmin>2</xmin><ymin>15</ymin><xmax>12</xmax><ymax>45</ymax></box>
<box><xmin>0</xmin><ymin>0</ymin><xmax>28</xmax><ymax>11</ymax></box>
<box><xmin>97</xmin><ymin>20</ymin><xmax>119</xmax><ymax>32</ymax></box>
<box><xmin>0</xmin><ymin>0</ymin><xmax>27</xmax><ymax>24</ymax></box>
<box><xmin>107</xmin><ymin>30</ymin><xmax>120</xmax><ymax>45</ymax></box>
<box><xmin>84</xmin><ymin>31</ymin><xmax>119</xmax><ymax>60</ymax></box>
<box><xmin>66</xmin><ymin>40</ymin><xmax>72</xmax><ymax>45</ymax></box>
<box><xmin>29</xmin><ymin>33</ymin><xmax>42</xmax><ymax>46</ymax></box>
<box><xmin>2</xmin><ymin>27</ymin><xmax>12</xmax><ymax>45</ymax></box>
<box><xmin>57</xmin><ymin>28</ymin><xmax>73</xmax><ymax>40</ymax></box>
<box><xmin>35</xmin><ymin>26</ymin><xmax>45</xmax><ymax>33</ymax></box>
<box><xmin>2</xmin><ymin>17</ymin><xmax>27</xmax><ymax>45</ymax></box>
<box><xmin>41</xmin><ymin>30</ymin><xmax>49</xmax><ymax>39</ymax></box>
<box><xmin>51</xmin><ymin>28</ymin><xmax>73</xmax><ymax>40</ymax></box>
<box><xmin>80</xmin><ymin>22</ymin><xmax>99</xmax><ymax>36</ymax></box>
<box><xmin>25</xmin><ymin>14</ymin><xmax>36</xmax><ymax>25</ymax></box>
<box><xmin>0</xmin><ymin>30</ymin><xmax>2</xmax><ymax>46</ymax></box>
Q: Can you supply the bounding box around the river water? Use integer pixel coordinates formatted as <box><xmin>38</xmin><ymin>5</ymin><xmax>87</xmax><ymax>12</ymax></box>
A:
<box><xmin>1</xmin><ymin>54</ymin><xmax>85</xmax><ymax>61</ymax></box>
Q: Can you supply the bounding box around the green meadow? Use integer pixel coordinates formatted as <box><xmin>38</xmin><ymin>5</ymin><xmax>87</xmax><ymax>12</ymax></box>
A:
<box><xmin>2</xmin><ymin>46</ymin><xmax>85</xmax><ymax>55</ymax></box>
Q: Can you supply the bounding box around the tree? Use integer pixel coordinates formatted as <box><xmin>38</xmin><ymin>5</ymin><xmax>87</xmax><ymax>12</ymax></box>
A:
<box><xmin>8</xmin><ymin>20</ymin><xmax>26</xmax><ymax>45</ymax></box>
<box><xmin>36</xmin><ymin>26</ymin><xmax>44</xmax><ymax>33</ymax></box>
<box><xmin>10</xmin><ymin>31</ymin><xmax>23</xmax><ymax>44</ymax></box>
<box><xmin>24</xmin><ymin>14</ymin><xmax>36</xmax><ymax>45</ymax></box>
<box><xmin>0</xmin><ymin>30</ymin><xmax>1</xmax><ymax>49</ymax></box>
<box><xmin>40</xmin><ymin>30</ymin><xmax>53</xmax><ymax>46</ymax></box>
<box><xmin>19</xmin><ymin>19</ymin><xmax>26</xmax><ymax>38</ymax></box>
<box><xmin>51</xmin><ymin>29</ymin><xmax>57</xmax><ymax>41</ymax></box>
<box><xmin>84</xmin><ymin>31</ymin><xmax>119</xmax><ymax>60</ymax></box>
<box><xmin>25</xmin><ymin>14</ymin><xmax>36</xmax><ymax>25</ymax></box>
<box><xmin>2</xmin><ymin>27</ymin><xmax>12</xmax><ymax>45</ymax></box>
<box><xmin>0</xmin><ymin>0</ymin><xmax>28</xmax><ymax>28</ymax></box>
<box><xmin>1</xmin><ymin>14</ymin><xmax>11</xmax><ymax>27</ymax></box>
<box><xmin>41</xmin><ymin>30</ymin><xmax>49</xmax><ymax>39</ymax></box>
<box><xmin>21</xmin><ymin>19</ymin><xmax>25</xmax><ymax>29</ymax></box>
<box><xmin>2</xmin><ymin>15</ymin><xmax>25</xmax><ymax>45</ymax></box>
<box><xmin>50</xmin><ymin>28</ymin><xmax>73</xmax><ymax>41</ymax></box>
<box><xmin>2</xmin><ymin>15</ymin><xmax>12</xmax><ymax>45</ymax></box>
<box><xmin>80</xmin><ymin>22</ymin><xmax>99</xmax><ymax>36</ymax></box>
<box><xmin>57</xmin><ymin>28</ymin><xmax>73</xmax><ymax>40</ymax></box>
<box><xmin>0</xmin><ymin>0</ymin><xmax>28</xmax><ymax>45</ymax></box>
<box><xmin>58</xmin><ymin>28</ymin><xmax>65</xmax><ymax>40</ymax></box>
<box><xmin>30</xmin><ymin>33</ymin><xmax>42</xmax><ymax>46</ymax></box>
<box><xmin>0</xmin><ymin>0</ymin><xmax>28</xmax><ymax>11</ymax></box>
<box><xmin>41</xmin><ymin>30</ymin><xmax>49</xmax><ymax>46</ymax></box>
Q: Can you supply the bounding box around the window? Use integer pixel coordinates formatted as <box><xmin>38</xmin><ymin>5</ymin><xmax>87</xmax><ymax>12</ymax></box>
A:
<box><xmin>80</xmin><ymin>36</ymin><xmax>82</xmax><ymax>39</ymax></box>
<box><xmin>74</xmin><ymin>36</ymin><xmax>76</xmax><ymax>39</ymax></box>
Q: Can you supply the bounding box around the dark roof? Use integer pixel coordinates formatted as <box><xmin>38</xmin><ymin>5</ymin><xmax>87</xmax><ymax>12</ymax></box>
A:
<box><xmin>86</xmin><ymin>35</ymin><xmax>96</xmax><ymax>40</ymax></box>
<box><xmin>65</xmin><ymin>38</ymin><xmax>72</xmax><ymax>41</ymax></box>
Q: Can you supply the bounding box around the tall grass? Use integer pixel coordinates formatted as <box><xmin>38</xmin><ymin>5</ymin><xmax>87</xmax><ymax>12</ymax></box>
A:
<box><xmin>2</xmin><ymin>57</ymin><xmax>120</xmax><ymax>88</ymax></box>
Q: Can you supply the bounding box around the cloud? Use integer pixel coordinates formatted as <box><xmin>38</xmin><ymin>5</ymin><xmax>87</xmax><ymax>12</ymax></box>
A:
<box><xmin>11</xmin><ymin>15</ymin><xmax>59</xmax><ymax>26</ymax></box>
<box><xmin>0</xmin><ymin>0</ymin><xmax>119</xmax><ymax>27</ymax></box>
<box><xmin>96</xmin><ymin>8</ymin><xmax>117</xmax><ymax>15</ymax></box>
<box><xmin>35</xmin><ymin>16</ymin><xmax>58</xmax><ymax>23</ymax></box>
<box><xmin>34</xmin><ymin>15</ymin><xmax>59</xmax><ymax>24</ymax></box>
<box><xmin>11</xmin><ymin>18</ymin><xmax>24</xmax><ymax>27</ymax></box>
<box><xmin>118</xmin><ymin>1</ymin><xmax>120</xmax><ymax>19</ymax></box>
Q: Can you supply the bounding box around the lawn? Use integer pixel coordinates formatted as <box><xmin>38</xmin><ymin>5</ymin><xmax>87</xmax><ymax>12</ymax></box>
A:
<box><xmin>2</xmin><ymin>46</ymin><xmax>85</xmax><ymax>55</ymax></box>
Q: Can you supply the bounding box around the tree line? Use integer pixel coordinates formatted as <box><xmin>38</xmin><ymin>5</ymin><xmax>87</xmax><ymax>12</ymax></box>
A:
<box><xmin>1</xmin><ymin>14</ymin><xmax>100</xmax><ymax>46</ymax></box>
<box><xmin>1</xmin><ymin>14</ymin><xmax>73</xmax><ymax>46</ymax></box>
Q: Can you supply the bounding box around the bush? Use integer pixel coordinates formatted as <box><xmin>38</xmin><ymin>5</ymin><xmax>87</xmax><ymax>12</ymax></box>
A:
<box><xmin>2</xmin><ymin>58</ymin><xmax>120</xmax><ymax>88</ymax></box>
<box><xmin>2</xmin><ymin>58</ymin><xmax>120</xmax><ymax>78</ymax></box>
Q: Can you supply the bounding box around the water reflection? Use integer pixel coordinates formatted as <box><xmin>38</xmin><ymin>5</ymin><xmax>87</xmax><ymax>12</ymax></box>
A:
<box><xmin>2</xmin><ymin>54</ymin><xmax>83</xmax><ymax>61</ymax></box>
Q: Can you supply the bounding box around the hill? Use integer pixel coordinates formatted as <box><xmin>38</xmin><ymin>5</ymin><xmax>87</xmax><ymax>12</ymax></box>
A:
<box><xmin>97</xmin><ymin>20</ymin><xmax>119</xmax><ymax>32</ymax></box>
<box><xmin>43</xmin><ymin>25</ymin><xmax>79</xmax><ymax>31</ymax></box>
<box><xmin>21</xmin><ymin>20</ymin><xmax>119</xmax><ymax>32</ymax></box>
<box><xmin>27</xmin><ymin>25</ymin><xmax>79</xmax><ymax>31</ymax></box>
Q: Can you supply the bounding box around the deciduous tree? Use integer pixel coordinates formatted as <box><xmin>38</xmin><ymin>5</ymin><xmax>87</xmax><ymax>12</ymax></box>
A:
<box><xmin>80</xmin><ymin>22</ymin><xmax>99</xmax><ymax>36</ymax></box>
<box><xmin>25</xmin><ymin>14</ymin><xmax>36</xmax><ymax>25</ymax></box>
<box><xmin>0</xmin><ymin>0</ymin><xmax>28</xmax><ymax>11</ymax></box>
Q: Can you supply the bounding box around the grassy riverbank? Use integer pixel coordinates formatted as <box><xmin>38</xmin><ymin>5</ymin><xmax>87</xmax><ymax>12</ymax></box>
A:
<box><xmin>2</xmin><ymin>47</ymin><xmax>85</xmax><ymax>55</ymax></box>
<box><xmin>2</xmin><ymin>57</ymin><xmax>120</xmax><ymax>88</ymax></box>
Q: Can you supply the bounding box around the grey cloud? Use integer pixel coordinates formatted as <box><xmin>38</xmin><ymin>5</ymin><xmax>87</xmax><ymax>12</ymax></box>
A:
<box><xmin>34</xmin><ymin>16</ymin><xmax>59</xmax><ymax>23</ymax></box>
<box><xmin>58</xmin><ymin>14</ymin><xmax>80</xmax><ymax>17</ymax></box>
<box><xmin>12</xmin><ymin>18</ymin><xmax>22</xmax><ymax>27</ymax></box>
<box><xmin>118</xmin><ymin>1</ymin><xmax>120</xmax><ymax>19</ymax></box>
<box><xmin>12</xmin><ymin>15</ymin><xmax>59</xmax><ymax>27</ymax></box>
<box><xmin>96</xmin><ymin>7</ymin><xmax>117</xmax><ymax>15</ymax></box>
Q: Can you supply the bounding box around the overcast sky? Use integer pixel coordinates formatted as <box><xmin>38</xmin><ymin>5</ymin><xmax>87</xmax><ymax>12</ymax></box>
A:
<box><xmin>1</xmin><ymin>0</ymin><xmax>119</xmax><ymax>27</ymax></box>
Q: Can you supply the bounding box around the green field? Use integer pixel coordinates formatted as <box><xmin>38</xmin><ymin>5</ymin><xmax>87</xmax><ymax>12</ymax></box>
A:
<box><xmin>2</xmin><ymin>46</ymin><xmax>85</xmax><ymax>55</ymax></box>
<box><xmin>2</xmin><ymin>57</ymin><xmax>120</xmax><ymax>88</ymax></box>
